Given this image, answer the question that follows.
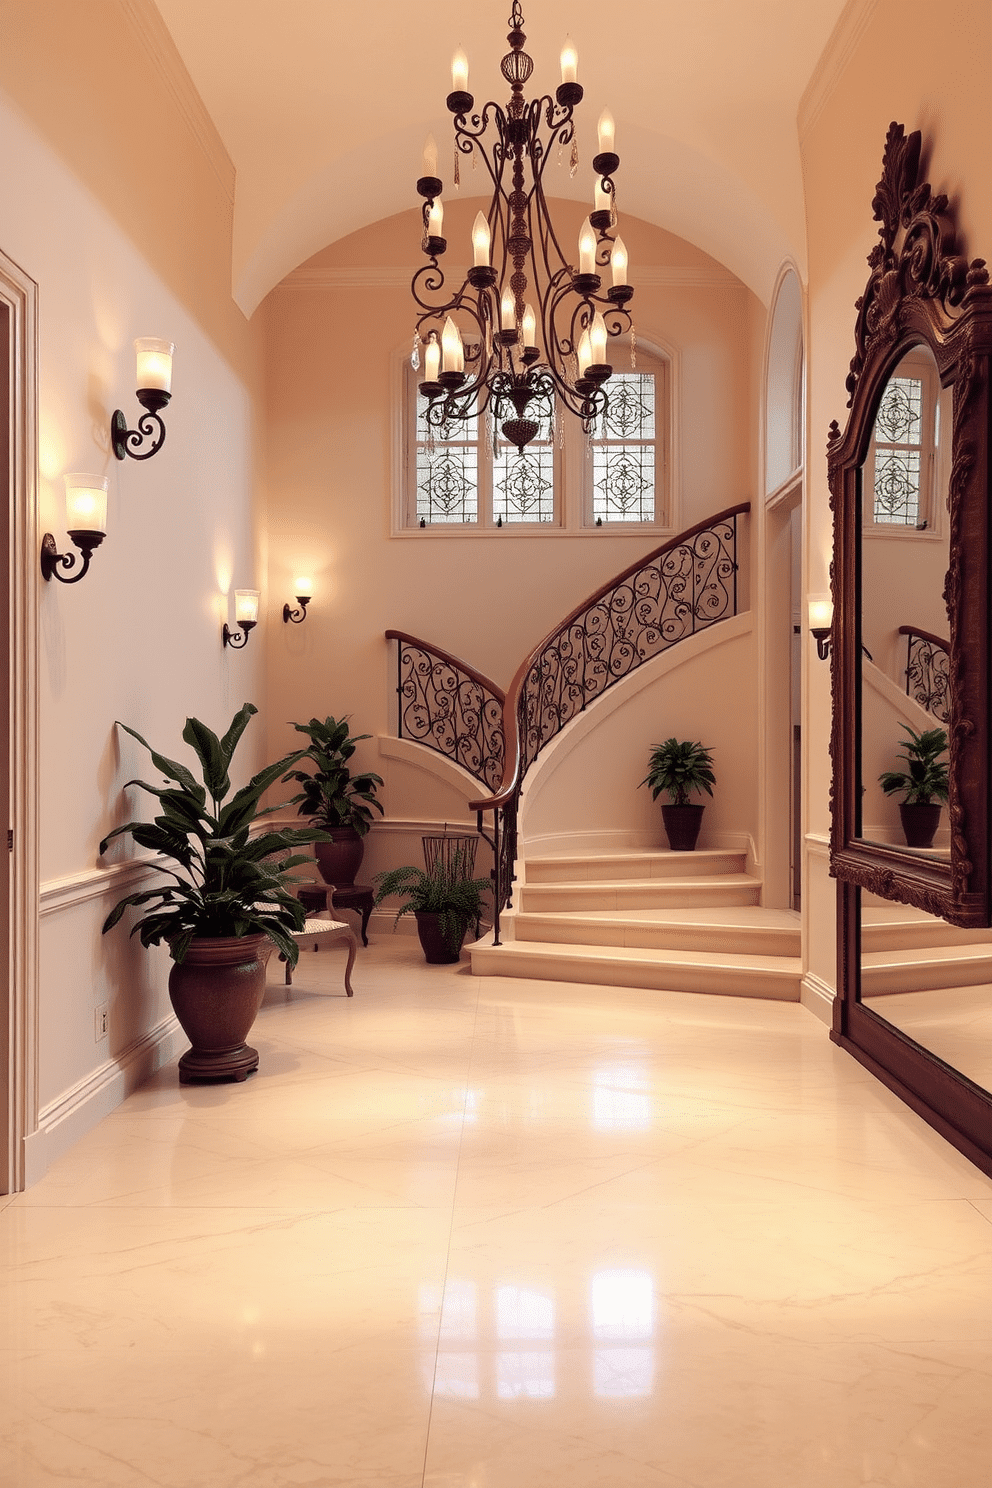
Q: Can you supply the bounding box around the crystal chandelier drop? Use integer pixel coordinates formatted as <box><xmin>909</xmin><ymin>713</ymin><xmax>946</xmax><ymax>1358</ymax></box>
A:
<box><xmin>412</xmin><ymin>1</ymin><xmax>634</xmax><ymax>454</ymax></box>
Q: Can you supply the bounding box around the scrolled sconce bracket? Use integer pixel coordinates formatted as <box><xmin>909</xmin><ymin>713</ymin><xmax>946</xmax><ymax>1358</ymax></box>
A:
<box><xmin>283</xmin><ymin>597</ymin><xmax>311</xmax><ymax>625</ymax></box>
<box><xmin>811</xmin><ymin>627</ymin><xmax>832</xmax><ymax>661</ymax></box>
<box><xmin>223</xmin><ymin>620</ymin><xmax>255</xmax><ymax>649</ymax></box>
<box><xmin>40</xmin><ymin>530</ymin><xmax>105</xmax><ymax>584</ymax></box>
<box><xmin>112</xmin><ymin>388</ymin><xmax>171</xmax><ymax>461</ymax></box>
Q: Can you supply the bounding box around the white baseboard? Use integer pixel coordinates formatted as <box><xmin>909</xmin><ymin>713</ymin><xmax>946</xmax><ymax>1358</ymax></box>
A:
<box><xmin>22</xmin><ymin>1015</ymin><xmax>184</xmax><ymax>1187</ymax></box>
<box><xmin>800</xmin><ymin>972</ymin><xmax>836</xmax><ymax>1026</ymax></box>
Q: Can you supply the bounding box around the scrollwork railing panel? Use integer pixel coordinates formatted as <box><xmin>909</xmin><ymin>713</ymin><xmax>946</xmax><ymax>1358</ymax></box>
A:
<box><xmin>387</xmin><ymin>632</ymin><xmax>505</xmax><ymax>794</ymax></box>
<box><xmin>901</xmin><ymin>625</ymin><xmax>951</xmax><ymax>724</ymax></box>
<box><xmin>517</xmin><ymin>515</ymin><xmax>743</xmax><ymax>774</ymax></box>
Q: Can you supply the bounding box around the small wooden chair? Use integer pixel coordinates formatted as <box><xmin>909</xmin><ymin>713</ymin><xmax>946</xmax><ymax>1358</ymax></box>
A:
<box><xmin>283</xmin><ymin>917</ymin><xmax>358</xmax><ymax>996</ymax></box>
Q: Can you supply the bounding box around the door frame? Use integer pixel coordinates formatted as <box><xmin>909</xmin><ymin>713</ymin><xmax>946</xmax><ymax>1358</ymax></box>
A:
<box><xmin>1</xmin><ymin>248</ymin><xmax>40</xmax><ymax>1196</ymax></box>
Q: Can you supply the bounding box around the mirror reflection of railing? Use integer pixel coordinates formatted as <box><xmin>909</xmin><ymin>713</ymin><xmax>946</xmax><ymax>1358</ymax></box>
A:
<box><xmin>470</xmin><ymin>502</ymin><xmax>750</xmax><ymax>943</ymax></box>
<box><xmin>900</xmin><ymin>625</ymin><xmax>950</xmax><ymax>723</ymax></box>
<box><xmin>386</xmin><ymin>630</ymin><xmax>505</xmax><ymax>793</ymax></box>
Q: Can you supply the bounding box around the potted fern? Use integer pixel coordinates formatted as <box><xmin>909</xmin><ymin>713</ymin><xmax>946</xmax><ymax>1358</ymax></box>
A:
<box><xmin>283</xmin><ymin>714</ymin><xmax>384</xmax><ymax>886</ymax></box>
<box><xmin>640</xmin><ymin>737</ymin><xmax>716</xmax><ymax>851</ymax></box>
<box><xmin>878</xmin><ymin>724</ymin><xmax>949</xmax><ymax>848</ymax></box>
<box><xmin>373</xmin><ymin>851</ymin><xmax>490</xmax><ymax>963</ymax></box>
<box><xmin>100</xmin><ymin>703</ymin><xmax>327</xmax><ymax>1083</ymax></box>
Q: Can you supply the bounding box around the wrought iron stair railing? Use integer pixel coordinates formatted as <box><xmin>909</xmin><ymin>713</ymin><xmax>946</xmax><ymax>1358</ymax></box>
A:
<box><xmin>386</xmin><ymin>630</ymin><xmax>506</xmax><ymax>793</ymax></box>
<box><xmin>470</xmin><ymin>501</ymin><xmax>750</xmax><ymax>941</ymax></box>
<box><xmin>899</xmin><ymin>625</ymin><xmax>950</xmax><ymax>723</ymax></box>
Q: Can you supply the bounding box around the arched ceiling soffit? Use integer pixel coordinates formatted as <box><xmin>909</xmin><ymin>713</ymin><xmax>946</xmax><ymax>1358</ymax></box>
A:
<box><xmin>152</xmin><ymin>0</ymin><xmax>850</xmax><ymax>316</ymax></box>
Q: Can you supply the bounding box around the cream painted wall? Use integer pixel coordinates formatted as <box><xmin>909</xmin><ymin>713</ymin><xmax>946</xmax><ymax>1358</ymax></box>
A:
<box><xmin>0</xmin><ymin>3</ymin><xmax>269</xmax><ymax>1175</ymax></box>
<box><xmin>260</xmin><ymin>200</ymin><xmax>760</xmax><ymax>850</ymax></box>
<box><xmin>800</xmin><ymin>0</ymin><xmax>992</xmax><ymax>999</ymax></box>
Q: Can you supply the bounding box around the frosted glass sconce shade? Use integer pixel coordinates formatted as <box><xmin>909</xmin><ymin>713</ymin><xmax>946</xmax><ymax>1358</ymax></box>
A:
<box><xmin>223</xmin><ymin>588</ymin><xmax>260</xmax><ymax>648</ymax></box>
<box><xmin>283</xmin><ymin>577</ymin><xmax>313</xmax><ymax>625</ymax></box>
<box><xmin>112</xmin><ymin>337</ymin><xmax>175</xmax><ymax>461</ymax></box>
<box><xmin>41</xmin><ymin>473</ymin><xmax>109</xmax><ymax>584</ymax></box>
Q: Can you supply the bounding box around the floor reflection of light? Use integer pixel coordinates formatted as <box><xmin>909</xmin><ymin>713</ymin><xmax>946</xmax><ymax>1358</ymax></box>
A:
<box><xmin>496</xmin><ymin>1285</ymin><xmax>555</xmax><ymax>1340</ymax></box>
<box><xmin>497</xmin><ymin>1350</ymin><xmax>556</xmax><ymax>1400</ymax></box>
<box><xmin>440</xmin><ymin>1279</ymin><xmax>478</xmax><ymax>1340</ymax></box>
<box><xmin>593</xmin><ymin>1346</ymin><xmax>654</xmax><ymax>1398</ymax></box>
<box><xmin>591</xmin><ymin>1269</ymin><xmax>654</xmax><ymax>1339</ymax></box>
<box><xmin>591</xmin><ymin>1063</ymin><xmax>652</xmax><ymax>1131</ymax></box>
<box><xmin>591</xmin><ymin>1269</ymin><xmax>656</xmax><ymax>1399</ymax></box>
<box><xmin>433</xmin><ymin>1351</ymin><xmax>481</xmax><ymax>1399</ymax></box>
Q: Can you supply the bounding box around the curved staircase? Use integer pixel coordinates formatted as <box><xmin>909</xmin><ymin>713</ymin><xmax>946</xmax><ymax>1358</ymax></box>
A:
<box><xmin>469</xmin><ymin>848</ymin><xmax>802</xmax><ymax>1000</ymax></box>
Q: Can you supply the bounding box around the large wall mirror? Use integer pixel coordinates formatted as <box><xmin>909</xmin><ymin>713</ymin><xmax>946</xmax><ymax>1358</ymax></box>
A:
<box><xmin>828</xmin><ymin>123</ymin><xmax>992</xmax><ymax>1176</ymax></box>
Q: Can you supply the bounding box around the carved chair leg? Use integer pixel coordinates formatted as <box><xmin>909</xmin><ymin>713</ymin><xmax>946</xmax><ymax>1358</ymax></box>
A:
<box><xmin>340</xmin><ymin>928</ymin><xmax>358</xmax><ymax>997</ymax></box>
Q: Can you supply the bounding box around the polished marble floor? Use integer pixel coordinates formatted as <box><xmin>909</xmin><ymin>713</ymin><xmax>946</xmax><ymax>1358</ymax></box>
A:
<box><xmin>3</xmin><ymin>935</ymin><xmax>992</xmax><ymax>1487</ymax></box>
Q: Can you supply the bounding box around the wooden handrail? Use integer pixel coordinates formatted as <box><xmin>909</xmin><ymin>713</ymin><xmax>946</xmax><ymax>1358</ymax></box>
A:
<box><xmin>898</xmin><ymin>624</ymin><xmax>950</xmax><ymax>652</ymax></box>
<box><xmin>469</xmin><ymin>501</ymin><xmax>751</xmax><ymax>811</ymax></box>
<box><xmin>385</xmin><ymin>629</ymin><xmax>505</xmax><ymax>704</ymax></box>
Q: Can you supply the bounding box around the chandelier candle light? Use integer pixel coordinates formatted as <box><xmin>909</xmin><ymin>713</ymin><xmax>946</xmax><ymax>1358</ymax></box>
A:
<box><xmin>412</xmin><ymin>2</ymin><xmax>634</xmax><ymax>454</ymax></box>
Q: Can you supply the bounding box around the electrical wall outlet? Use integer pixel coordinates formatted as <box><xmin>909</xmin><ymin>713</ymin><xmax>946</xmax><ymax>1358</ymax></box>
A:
<box><xmin>94</xmin><ymin>1004</ymin><xmax>109</xmax><ymax>1041</ymax></box>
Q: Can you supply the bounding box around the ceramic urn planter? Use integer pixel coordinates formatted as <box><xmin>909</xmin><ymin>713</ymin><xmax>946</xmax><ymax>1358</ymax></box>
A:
<box><xmin>168</xmin><ymin>933</ymin><xmax>274</xmax><ymax>1084</ymax></box>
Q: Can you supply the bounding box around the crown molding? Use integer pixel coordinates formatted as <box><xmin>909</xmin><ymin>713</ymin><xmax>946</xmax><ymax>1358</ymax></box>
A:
<box><xmin>798</xmin><ymin>0</ymin><xmax>881</xmax><ymax>140</ymax></box>
<box><xmin>118</xmin><ymin>0</ymin><xmax>235</xmax><ymax>203</ymax></box>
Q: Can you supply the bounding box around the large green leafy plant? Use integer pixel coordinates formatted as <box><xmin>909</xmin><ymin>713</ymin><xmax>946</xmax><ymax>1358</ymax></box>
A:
<box><xmin>640</xmin><ymin>738</ymin><xmax>716</xmax><ymax>805</ymax></box>
<box><xmin>878</xmin><ymin>724</ymin><xmax>949</xmax><ymax>804</ymax></box>
<box><xmin>100</xmin><ymin>703</ymin><xmax>327</xmax><ymax>966</ymax></box>
<box><xmin>373</xmin><ymin>851</ymin><xmax>490</xmax><ymax>953</ymax></box>
<box><xmin>283</xmin><ymin>714</ymin><xmax>384</xmax><ymax>835</ymax></box>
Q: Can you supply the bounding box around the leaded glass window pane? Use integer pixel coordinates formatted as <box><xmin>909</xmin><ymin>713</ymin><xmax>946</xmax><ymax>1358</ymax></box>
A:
<box><xmin>415</xmin><ymin>391</ymin><xmax>479</xmax><ymax>524</ymax></box>
<box><xmin>493</xmin><ymin>405</ymin><xmax>555</xmax><ymax>524</ymax></box>
<box><xmin>592</xmin><ymin>372</ymin><xmax>656</xmax><ymax>525</ymax></box>
<box><xmin>874</xmin><ymin>449</ymin><xmax>921</xmax><ymax>525</ymax></box>
<box><xmin>601</xmin><ymin>373</ymin><xmax>655</xmax><ymax>441</ymax></box>
<box><xmin>872</xmin><ymin>374</ymin><xmax>923</xmax><ymax>526</ymax></box>
<box><xmin>593</xmin><ymin>444</ymin><xmax>656</xmax><ymax>522</ymax></box>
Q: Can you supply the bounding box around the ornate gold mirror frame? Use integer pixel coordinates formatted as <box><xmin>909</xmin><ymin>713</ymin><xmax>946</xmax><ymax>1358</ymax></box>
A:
<box><xmin>829</xmin><ymin>123</ymin><xmax>992</xmax><ymax>1175</ymax></box>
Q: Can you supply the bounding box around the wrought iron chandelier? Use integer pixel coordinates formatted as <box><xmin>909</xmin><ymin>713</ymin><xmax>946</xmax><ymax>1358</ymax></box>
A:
<box><xmin>412</xmin><ymin>2</ymin><xmax>634</xmax><ymax>454</ymax></box>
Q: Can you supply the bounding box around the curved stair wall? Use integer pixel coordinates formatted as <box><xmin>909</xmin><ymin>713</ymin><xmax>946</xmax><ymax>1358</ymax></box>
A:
<box><xmin>519</xmin><ymin>611</ymin><xmax>758</xmax><ymax>865</ymax></box>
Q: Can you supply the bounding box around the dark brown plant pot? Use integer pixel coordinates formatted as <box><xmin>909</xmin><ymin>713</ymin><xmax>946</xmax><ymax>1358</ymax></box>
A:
<box><xmin>168</xmin><ymin>933</ymin><xmax>273</xmax><ymax>1084</ymax></box>
<box><xmin>415</xmin><ymin>910</ymin><xmax>468</xmax><ymax>964</ymax></box>
<box><xmin>661</xmin><ymin>803</ymin><xmax>705</xmax><ymax>852</ymax></box>
<box><xmin>315</xmin><ymin>826</ymin><xmax>365</xmax><ymax>887</ymax></box>
<box><xmin>899</xmin><ymin>801</ymin><xmax>942</xmax><ymax>849</ymax></box>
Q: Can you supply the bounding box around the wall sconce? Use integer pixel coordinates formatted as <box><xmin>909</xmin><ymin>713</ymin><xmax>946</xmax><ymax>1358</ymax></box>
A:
<box><xmin>112</xmin><ymin>337</ymin><xmax>175</xmax><ymax>461</ymax></box>
<box><xmin>283</xmin><ymin>577</ymin><xmax>313</xmax><ymax>624</ymax></box>
<box><xmin>809</xmin><ymin>596</ymin><xmax>834</xmax><ymax>661</ymax></box>
<box><xmin>41</xmin><ymin>473</ymin><xmax>108</xmax><ymax>584</ymax></box>
<box><xmin>223</xmin><ymin>588</ymin><xmax>260</xmax><ymax>648</ymax></box>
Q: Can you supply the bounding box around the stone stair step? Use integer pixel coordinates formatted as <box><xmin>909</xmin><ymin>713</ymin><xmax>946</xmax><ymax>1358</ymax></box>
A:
<box><xmin>862</xmin><ymin>941</ymin><xmax>992</xmax><ymax>996</ymax></box>
<box><xmin>518</xmin><ymin>874</ymin><xmax>761</xmax><ymax>912</ymax></box>
<box><xmin>524</xmin><ymin>849</ymin><xmax>747</xmax><ymax>883</ymax></box>
<box><xmin>861</xmin><ymin>908</ymin><xmax>992</xmax><ymax>952</ymax></box>
<box><xmin>511</xmin><ymin>907</ymin><xmax>800</xmax><ymax>956</ymax></box>
<box><xmin>469</xmin><ymin>937</ymin><xmax>801</xmax><ymax>1001</ymax></box>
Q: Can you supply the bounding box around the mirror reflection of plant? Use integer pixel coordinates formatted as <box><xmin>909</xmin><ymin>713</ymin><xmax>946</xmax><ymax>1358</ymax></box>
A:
<box><xmin>373</xmin><ymin>851</ymin><xmax>491</xmax><ymax>953</ymax></box>
<box><xmin>640</xmin><ymin>738</ymin><xmax>716</xmax><ymax>805</ymax></box>
<box><xmin>878</xmin><ymin>724</ymin><xmax>949</xmax><ymax>804</ymax></box>
<box><xmin>282</xmin><ymin>714</ymin><xmax>384</xmax><ymax>835</ymax></box>
<box><xmin>100</xmin><ymin>703</ymin><xmax>328</xmax><ymax>967</ymax></box>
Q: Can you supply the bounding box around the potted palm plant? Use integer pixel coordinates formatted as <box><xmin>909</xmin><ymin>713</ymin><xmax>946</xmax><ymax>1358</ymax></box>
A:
<box><xmin>100</xmin><ymin>703</ymin><xmax>327</xmax><ymax>1083</ymax></box>
<box><xmin>373</xmin><ymin>851</ymin><xmax>490</xmax><ymax>963</ymax></box>
<box><xmin>878</xmin><ymin>723</ymin><xmax>949</xmax><ymax>848</ymax></box>
<box><xmin>283</xmin><ymin>714</ymin><xmax>384</xmax><ymax>886</ymax></box>
<box><xmin>640</xmin><ymin>737</ymin><xmax>716</xmax><ymax>851</ymax></box>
